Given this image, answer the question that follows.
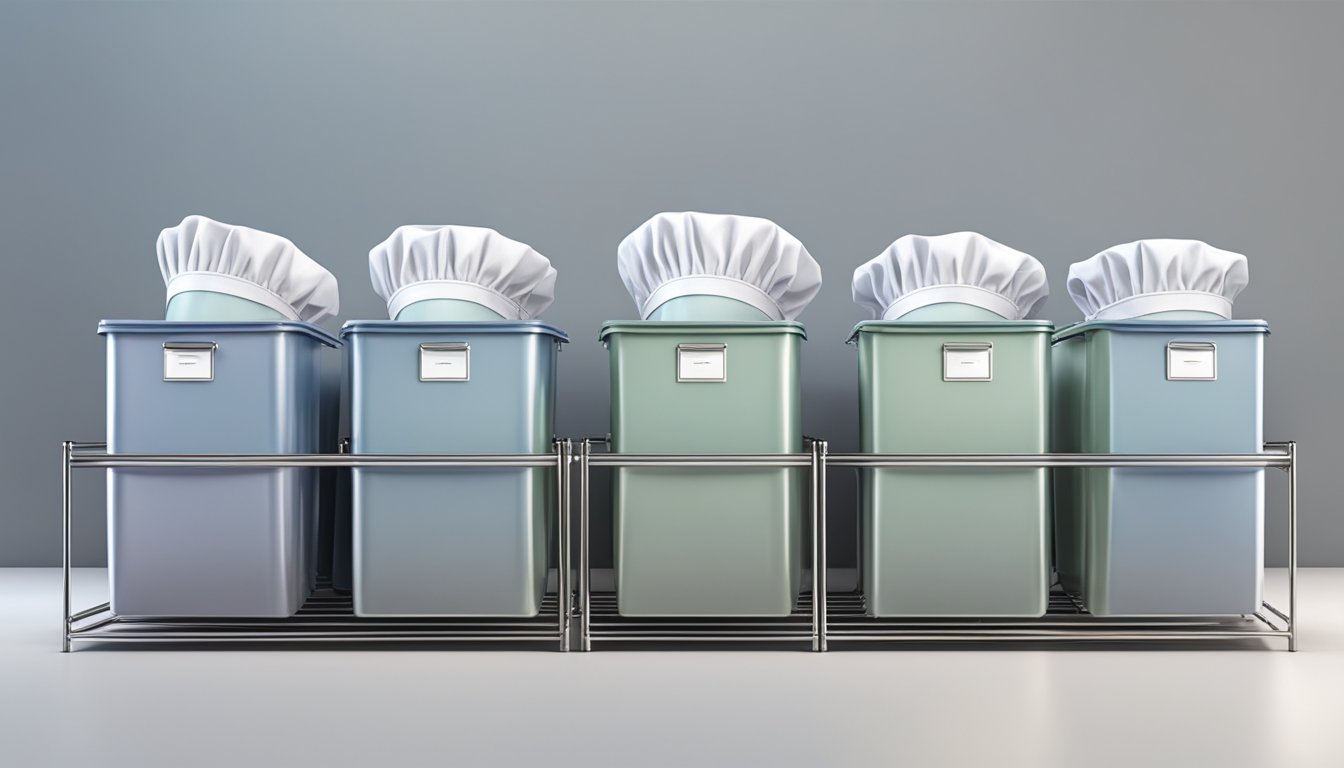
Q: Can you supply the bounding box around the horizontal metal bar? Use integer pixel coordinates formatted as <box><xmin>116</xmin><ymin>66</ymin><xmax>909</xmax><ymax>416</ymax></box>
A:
<box><xmin>585</xmin><ymin>618</ymin><xmax>806</xmax><ymax>624</ymax></box>
<box><xmin>68</xmin><ymin>446</ymin><xmax>1290</xmax><ymax>470</ymax></box>
<box><xmin>70</xmin><ymin>633</ymin><xmax>562</xmax><ymax>642</ymax></box>
<box><xmin>1261</xmin><ymin>602</ymin><xmax>1292</xmax><ymax>626</ymax></box>
<box><xmin>826</xmin><ymin>618</ymin><xmax>1258</xmax><ymax>629</ymax></box>
<box><xmin>829</xmin><ymin>452</ymin><xmax>1289</xmax><ymax>468</ymax></box>
<box><xmin>70</xmin><ymin>453</ymin><xmax>558</xmax><ymax>469</ymax></box>
<box><xmin>101</xmin><ymin>619</ymin><xmax>561</xmax><ymax>630</ymax></box>
<box><xmin>821</xmin><ymin>631</ymin><xmax>1289</xmax><ymax>641</ymax></box>
<box><xmin>69</xmin><ymin>602</ymin><xmax>112</xmax><ymax>623</ymax></box>
<box><xmin>1253</xmin><ymin>612</ymin><xmax>1287</xmax><ymax>633</ymax></box>
<box><xmin>586</xmin><ymin>454</ymin><xmax>813</xmax><ymax>468</ymax></box>
<box><xmin>69</xmin><ymin>614</ymin><xmax>122</xmax><ymax>634</ymax></box>
<box><xmin>588</xmin><ymin>635</ymin><xmax>815</xmax><ymax>642</ymax></box>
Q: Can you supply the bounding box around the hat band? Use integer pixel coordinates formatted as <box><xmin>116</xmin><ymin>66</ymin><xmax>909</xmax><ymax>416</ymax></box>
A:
<box><xmin>387</xmin><ymin>280</ymin><xmax>528</xmax><ymax>321</ymax></box>
<box><xmin>165</xmin><ymin>272</ymin><xmax>302</xmax><ymax>321</ymax></box>
<box><xmin>1088</xmin><ymin>291</ymin><xmax>1233</xmax><ymax>321</ymax></box>
<box><xmin>881</xmin><ymin>284</ymin><xmax>1022</xmax><ymax>321</ymax></box>
<box><xmin>641</xmin><ymin>275</ymin><xmax>783</xmax><ymax>321</ymax></box>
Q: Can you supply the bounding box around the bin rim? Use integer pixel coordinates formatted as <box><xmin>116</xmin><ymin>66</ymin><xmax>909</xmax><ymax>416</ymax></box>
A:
<box><xmin>98</xmin><ymin>319</ymin><xmax>341</xmax><ymax>348</ymax></box>
<box><xmin>599</xmin><ymin>320</ymin><xmax>806</xmax><ymax>343</ymax></box>
<box><xmin>1052</xmin><ymin>318</ymin><xmax>1270</xmax><ymax>344</ymax></box>
<box><xmin>340</xmin><ymin>319</ymin><xmax>568</xmax><ymax>343</ymax></box>
<box><xmin>848</xmin><ymin>319</ymin><xmax>1053</xmax><ymax>345</ymax></box>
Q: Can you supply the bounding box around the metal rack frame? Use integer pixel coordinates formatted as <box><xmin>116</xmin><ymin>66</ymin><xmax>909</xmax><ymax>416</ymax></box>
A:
<box><xmin>577</xmin><ymin>440</ymin><xmax>1297</xmax><ymax>652</ymax></box>
<box><xmin>578</xmin><ymin>437</ymin><xmax>830</xmax><ymax>651</ymax></box>
<box><xmin>62</xmin><ymin>437</ymin><xmax>1298</xmax><ymax>652</ymax></box>
<box><xmin>826</xmin><ymin>442</ymin><xmax>1297</xmax><ymax>650</ymax></box>
<box><xmin>61</xmin><ymin>440</ymin><xmax>574</xmax><ymax>652</ymax></box>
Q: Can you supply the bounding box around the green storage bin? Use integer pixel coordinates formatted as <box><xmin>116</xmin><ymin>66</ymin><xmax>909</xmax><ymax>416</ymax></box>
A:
<box><xmin>602</xmin><ymin>321</ymin><xmax>805</xmax><ymax>617</ymax></box>
<box><xmin>852</xmin><ymin>321</ymin><xmax>1053</xmax><ymax>617</ymax></box>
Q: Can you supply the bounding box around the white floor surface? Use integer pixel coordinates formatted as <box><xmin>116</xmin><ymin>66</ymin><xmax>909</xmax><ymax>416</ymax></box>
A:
<box><xmin>2</xmin><ymin>568</ymin><xmax>1342</xmax><ymax>768</ymax></box>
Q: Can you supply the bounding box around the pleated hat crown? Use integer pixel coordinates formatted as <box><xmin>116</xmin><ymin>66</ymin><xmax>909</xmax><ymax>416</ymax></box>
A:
<box><xmin>617</xmin><ymin>211</ymin><xmax>823</xmax><ymax>321</ymax></box>
<box><xmin>1067</xmin><ymin>239</ymin><xmax>1248</xmax><ymax>320</ymax></box>
<box><xmin>852</xmin><ymin>231</ymin><xmax>1049</xmax><ymax>321</ymax></box>
<box><xmin>368</xmin><ymin>225</ymin><xmax>558</xmax><ymax>320</ymax></box>
<box><xmin>157</xmin><ymin>215</ymin><xmax>340</xmax><ymax>323</ymax></box>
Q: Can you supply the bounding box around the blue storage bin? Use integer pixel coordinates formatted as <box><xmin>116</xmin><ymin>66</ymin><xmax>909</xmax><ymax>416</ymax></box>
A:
<box><xmin>1052</xmin><ymin>319</ymin><xmax>1268</xmax><ymax>616</ymax></box>
<box><xmin>342</xmin><ymin>321</ymin><xmax>566</xmax><ymax>617</ymax></box>
<box><xmin>100</xmin><ymin>320</ymin><xmax>340</xmax><ymax>618</ymax></box>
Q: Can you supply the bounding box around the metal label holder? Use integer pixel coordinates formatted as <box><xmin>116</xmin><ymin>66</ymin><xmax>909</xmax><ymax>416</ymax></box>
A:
<box><xmin>163</xmin><ymin>342</ymin><xmax>217</xmax><ymax>382</ymax></box>
<box><xmin>420</xmin><ymin>342</ymin><xmax>470</xmax><ymax>382</ymax></box>
<box><xmin>676</xmin><ymin>343</ymin><xmax>727</xmax><ymax>382</ymax></box>
<box><xmin>943</xmin><ymin>342</ymin><xmax>993</xmax><ymax>382</ymax></box>
<box><xmin>1167</xmin><ymin>341</ymin><xmax>1217</xmax><ymax>381</ymax></box>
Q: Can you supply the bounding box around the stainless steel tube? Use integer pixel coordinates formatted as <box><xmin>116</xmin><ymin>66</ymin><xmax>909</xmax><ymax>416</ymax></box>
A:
<box><xmin>579</xmin><ymin>439</ymin><xmax>592</xmax><ymax>651</ymax></box>
<box><xmin>61</xmin><ymin>441</ymin><xmax>72</xmax><ymax>653</ymax></box>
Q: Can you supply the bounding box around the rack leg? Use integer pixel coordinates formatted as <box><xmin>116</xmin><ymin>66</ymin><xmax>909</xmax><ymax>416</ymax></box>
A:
<box><xmin>817</xmin><ymin>440</ymin><xmax>828</xmax><ymax>652</ymax></box>
<box><xmin>579</xmin><ymin>440</ymin><xmax>592</xmax><ymax>652</ymax></box>
<box><xmin>556</xmin><ymin>440</ymin><xmax>570</xmax><ymax>652</ymax></box>
<box><xmin>1288</xmin><ymin>441</ymin><xmax>1298</xmax><ymax>652</ymax></box>
<box><xmin>854</xmin><ymin>466</ymin><xmax>863</xmax><ymax>599</ymax></box>
<box><xmin>61</xmin><ymin>441</ymin><xmax>73</xmax><ymax>653</ymax></box>
<box><xmin>810</xmin><ymin>440</ymin><xmax>827</xmax><ymax>652</ymax></box>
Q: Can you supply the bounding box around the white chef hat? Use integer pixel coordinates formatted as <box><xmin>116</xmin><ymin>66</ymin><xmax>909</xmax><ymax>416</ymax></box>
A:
<box><xmin>852</xmin><ymin>232</ymin><xmax>1049</xmax><ymax>321</ymax></box>
<box><xmin>368</xmin><ymin>225</ymin><xmax>558</xmax><ymax>320</ymax></box>
<box><xmin>617</xmin><ymin>211</ymin><xmax>822</xmax><ymax>321</ymax></box>
<box><xmin>1067</xmin><ymin>239</ymin><xmax>1248</xmax><ymax>321</ymax></box>
<box><xmin>157</xmin><ymin>215</ymin><xmax>340</xmax><ymax>323</ymax></box>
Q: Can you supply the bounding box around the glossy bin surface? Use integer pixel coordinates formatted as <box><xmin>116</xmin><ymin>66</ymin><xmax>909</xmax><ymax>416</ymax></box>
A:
<box><xmin>1052</xmin><ymin>320</ymin><xmax>1268</xmax><ymax>616</ymax></box>
<box><xmin>100</xmin><ymin>320</ymin><xmax>339</xmax><ymax>618</ymax></box>
<box><xmin>853</xmin><ymin>321</ymin><xmax>1053</xmax><ymax>617</ymax></box>
<box><xmin>343</xmin><ymin>321</ymin><xmax>566</xmax><ymax>618</ymax></box>
<box><xmin>602</xmin><ymin>322</ymin><xmax>805</xmax><ymax>617</ymax></box>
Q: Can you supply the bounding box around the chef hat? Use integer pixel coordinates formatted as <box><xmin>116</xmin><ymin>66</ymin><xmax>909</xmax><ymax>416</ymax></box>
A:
<box><xmin>1067</xmin><ymin>239</ymin><xmax>1248</xmax><ymax>321</ymax></box>
<box><xmin>157</xmin><ymin>215</ymin><xmax>340</xmax><ymax>323</ymax></box>
<box><xmin>617</xmin><ymin>212</ymin><xmax>822</xmax><ymax>321</ymax></box>
<box><xmin>368</xmin><ymin>225</ymin><xmax>558</xmax><ymax>320</ymax></box>
<box><xmin>852</xmin><ymin>232</ymin><xmax>1049</xmax><ymax>321</ymax></box>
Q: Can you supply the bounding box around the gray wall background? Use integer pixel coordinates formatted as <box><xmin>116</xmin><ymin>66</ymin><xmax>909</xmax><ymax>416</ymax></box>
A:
<box><xmin>1</xmin><ymin>1</ymin><xmax>1339</xmax><ymax>568</ymax></box>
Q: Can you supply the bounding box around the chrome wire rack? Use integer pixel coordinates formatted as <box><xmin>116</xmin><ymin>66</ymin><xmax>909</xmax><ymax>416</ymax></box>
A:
<box><xmin>575</xmin><ymin>440</ymin><xmax>1298</xmax><ymax>652</ymax></box>
<box><xmin>61</xmin><ymin>440</ymin><xmax>574</xmax><ymax>652</ymax></box>
<box><xmin>823</xmin><ymin>443</ymin><xmax>1297</xmax><ymax>650</ymax></box>
<box><xmin>576</xmin><ymin>437</ymin><xmax>828</xmax><ymax>651</ymax></box>
<box><xmin>62</xmin><ymin>438</ymin><xmax>1298</xmax><ymax>652</ymax></box>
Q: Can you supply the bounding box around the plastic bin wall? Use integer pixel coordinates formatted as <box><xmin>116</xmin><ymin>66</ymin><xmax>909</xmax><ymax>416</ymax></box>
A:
<box><xmin>602</xmin><ymin>321</ymin><xmax>805</xmax><ymax>617</ymax></box>
<box><xmin>101</xmin><ymin>320</ymin><xmax>339</xmax><ymax>618</ymax></box>
<box><xmin>343</xmin><ymin>321</ymin><xmax>565</xmax><ymax>618</ymax></box>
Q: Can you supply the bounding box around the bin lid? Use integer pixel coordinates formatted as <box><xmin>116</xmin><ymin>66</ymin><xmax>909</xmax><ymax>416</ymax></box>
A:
<box><xmin>340</xmin><ymin>320</ymin><xmax>568</xmax><ymax>342</ymax></box>
<box><xmin>98</xmin><ymin>319</ymin><xmax>341</xmax><ymax>348</ymax></box>
<box><xmin>599</xmin><ymin>320</ymin><xmax>806</xmax><ymax>343</ymax></box>
<box><xmin>1052</xmin><ymin>318</ymin><xmax>1270</xmax><ymax>344</ymax></box>
<box><xmin>848</xmin><ymin>320</ymin><xmax>1052</xmax><ymax>344</ymax></box>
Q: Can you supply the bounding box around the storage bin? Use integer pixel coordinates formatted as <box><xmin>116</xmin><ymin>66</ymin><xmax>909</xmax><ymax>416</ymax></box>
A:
<box><xmin>603</xmin><ymin>321</ymin><xmax>805</xmax><ymax>617</ymax></box>
<box><xmin>101</xmin><ymin>320</ymin><xmax>339</xmax><ymax>618</ymax></box>
<box><xmin>344</xmin><ymin>321</ymin><xmax>565</xmax><ymax>617</ymax></box>
<box><xmin>1052</xmin><ymin>320</ymin><xmax>1268</xmax><ymax>616</ymax></box>
<box><xmin>853</xmin><ymin>321</ymin><xmax>1053</xmax><ymax>617</ymax></box>
<box><xmin>849</xmin><ymin>231</ymin><xmax>1053</xmax><ymax>617</ymax></box>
